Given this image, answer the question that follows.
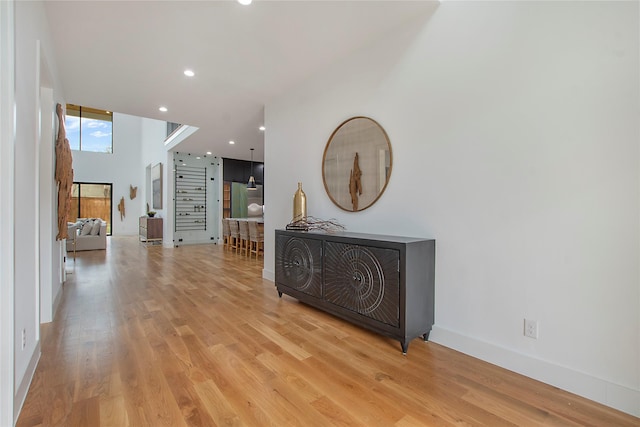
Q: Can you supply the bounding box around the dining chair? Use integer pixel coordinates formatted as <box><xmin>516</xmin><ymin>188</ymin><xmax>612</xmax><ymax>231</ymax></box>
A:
<box><xmin>229</xmin><ymin>220</ymin><xmax>240</xmax><ymax>252</ymax></box>
<box><xmin>222</xmin><ymin>218</ymin><xmax>231</xmax><ymax>250</ymax></box>
<box><xmin>238</xmin><ymin>220</ymin><xmax>250</xmax><ymax>256</ymax></box>
<box><xmin>249</xmin><ymin>221</ymin><xmax>264</xmax><ymax>259</ymax></box>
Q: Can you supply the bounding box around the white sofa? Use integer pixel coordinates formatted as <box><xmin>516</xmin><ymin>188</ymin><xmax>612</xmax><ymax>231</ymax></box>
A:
<box><xmin>72</xmin><ymin>218</ymin><xmax>107</xmax><ymax>251</ymax></box>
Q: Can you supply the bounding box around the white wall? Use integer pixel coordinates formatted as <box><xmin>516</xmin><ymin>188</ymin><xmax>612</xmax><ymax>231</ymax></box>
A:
<box><xmin>38</xmin><ymin>85</ymin><xmax>60</xmax><ymax>324</ymax></box>
<box><xmin>264</xmin><ymin>1</ymin><xmax>639</xmax><ymax>416</ymax></box>
<box><xmin>15</xmin><ymin>3</ymin><xmax>40</xmax><ymax>400</ymax></box>
<box><xmin>73</xmin><ymin>113</ymin><xmax>166</xmax><ymax>235</ymax></box>
<box><xmin>0</xmin><ymin>2</ymin><xmax>16</xmax><ymax>424</ymax></box>
<box><xmin>141</xmin><ymin>118</ymin><xmax>172</xmax><ymax>246</ymax></box>
<box><xmin>141</xmin><ymin>117</ymin><xmax>169</xmax><ymax>215</ymax></box>
<box><xmin>139</xmin><ymin>121</ymin><xmax>223</xmax><ymax>248</ymax></box>
<box><xmin>12</xmin><ymin>0</ymin><xmax>65</xmax><ymax>421</ymax></box>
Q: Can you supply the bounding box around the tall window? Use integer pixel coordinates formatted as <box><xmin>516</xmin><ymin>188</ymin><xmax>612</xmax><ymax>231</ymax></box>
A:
<box><xmin>65</xmin><ymin>104</ymin><xmax>113</xmax><ymax>153</ymax></box>
<box><xmin>70</xmin><ymin>183</ymin><xmax>113</xmax><ymax>235</ymax></box>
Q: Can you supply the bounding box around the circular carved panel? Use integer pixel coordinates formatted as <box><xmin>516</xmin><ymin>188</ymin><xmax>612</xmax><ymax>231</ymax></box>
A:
<box><xmin>329</xmin><ymin>246</ymin><xmax>384</xmax><ymax>314</ymax></box>
<box><xmin>324</xmin><ymin>243</ymin><xmax>399</xmax><ymax>326</ymax></box>
<box><xmin>275</xmin><ymin>236</ymin><xmax>322</xmax><ymax>297</ymax></box>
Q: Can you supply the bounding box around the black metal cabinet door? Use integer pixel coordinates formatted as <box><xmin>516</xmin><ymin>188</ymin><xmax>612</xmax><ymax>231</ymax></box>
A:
<box><xmin>275</xmin><ymin>234</ymin><xmax>323</xmax><ymax>298</ymax></box>
<box><xmin>324</xmin><ymin>242</ymin><xmax>400</xmax><ymax>327</ymax></box>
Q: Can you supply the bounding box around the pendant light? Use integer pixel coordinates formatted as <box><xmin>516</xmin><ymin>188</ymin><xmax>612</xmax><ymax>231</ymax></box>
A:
<box><xmin>247</xmin><ymin>148</ymin><xmax>257</xmax><ymax>190</ymax></box>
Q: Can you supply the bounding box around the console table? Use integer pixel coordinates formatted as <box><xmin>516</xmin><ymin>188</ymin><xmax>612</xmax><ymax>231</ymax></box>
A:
<box><xmin>275</xmin><ymin>229</ymin><xmax>435</xmax><ymax>354</ymax></box>
<box><xmin>139</xmin><ymin>216</ymin><xmax>163</xmax><ymax>243</ymax></box>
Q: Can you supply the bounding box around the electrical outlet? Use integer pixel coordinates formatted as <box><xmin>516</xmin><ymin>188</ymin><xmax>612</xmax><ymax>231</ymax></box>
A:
<box><xmin>524</xmin><ymin>319</ymin><xmax>538</xmax><ymax>339</ymax></box>
<box><xmin>21</xmin><ymin>329</ymin><xmax>26</xmax><ymax>350</ymax></box>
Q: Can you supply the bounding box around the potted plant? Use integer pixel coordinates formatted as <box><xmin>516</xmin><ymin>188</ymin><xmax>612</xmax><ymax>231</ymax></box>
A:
<box><xmin>147</xmin><ymin>211</ymin><xmax>156</xmax><ymax>217</ymax></box>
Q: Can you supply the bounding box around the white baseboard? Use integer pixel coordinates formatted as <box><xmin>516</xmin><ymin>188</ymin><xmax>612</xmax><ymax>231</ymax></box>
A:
<box><xmin>52</xmin><ymin>284</ymin><xmax>63</xmax><ymax>320</ymax></box>
<box><xmin>262</xmin><ymin>268</ymin><xmax>274</xmax><ymax>282</ymax></box>
<box><xmin>429</xmin><ymin>326</ymin><xmax>640</xmax><ymax>418</ymax></box>
<box><xmin>13</xmin><ymin>342</ymin><xmax>40</xmax><ymax>423</ymax></box>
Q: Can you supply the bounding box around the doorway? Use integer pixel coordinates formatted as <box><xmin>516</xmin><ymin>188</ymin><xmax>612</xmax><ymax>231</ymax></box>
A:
<box><xmin>70</xmin><ymin>182</ymin><xmax>113</xmax><ymax>234</ymax></box>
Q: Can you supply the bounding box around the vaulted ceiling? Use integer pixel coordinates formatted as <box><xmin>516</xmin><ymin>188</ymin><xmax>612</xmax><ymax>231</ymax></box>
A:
<box><xmin>44</xmin><ymin>1</ymin><xmax>438</xmax><ymax>161</ymax></box>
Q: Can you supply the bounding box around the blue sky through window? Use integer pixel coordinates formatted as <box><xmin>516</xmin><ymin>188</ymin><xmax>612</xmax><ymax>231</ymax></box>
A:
<box><xmin>65</xmin><ymin>109</ymin><xmax>113</xmax><ymax>153</ymax></box>
<box><xmin>66</xmin><ymin>115</ymin><xmax>80</xmax><ymax>150</ymax></box>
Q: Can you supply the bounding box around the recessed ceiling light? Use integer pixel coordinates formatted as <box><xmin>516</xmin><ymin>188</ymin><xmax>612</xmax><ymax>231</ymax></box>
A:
<box><xmin>206</xmin><ymin>151</ymin><xmax>212</xmax><ymax>155</ymax></box>
<box><xmin>259</xmin><ymin>126</ymin><xmax>266</xmax><ymax>131</ymax></box>
<box><xmin>196</xmin><ymin>157</ymin><xmax>201</xmax><ymax>159</ymax></box>
<box><xmin>159</xmin><ymin>106</ymin><xmax>168</xmax><ymax>112</ymax></box>
<box><xmin>184</xmin><ymin>69</ymin><xmax>195</xmax><ymax>77</ymax></box>
<box><xmin>238</xmin><ymin>0</ymin><xmax>252</xmax><ymax>5</ymax></box>
<box><xmin>229</xmin><ymin>140</ymin><xmax>235</xmax><ymax>145</ymax></box>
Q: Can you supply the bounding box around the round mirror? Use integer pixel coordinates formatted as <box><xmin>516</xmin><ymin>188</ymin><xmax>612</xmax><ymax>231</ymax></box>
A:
<box><xmin>322</xmin><ymin>117</ymin><xmax>392</xmax><ymax>212</ymax></box>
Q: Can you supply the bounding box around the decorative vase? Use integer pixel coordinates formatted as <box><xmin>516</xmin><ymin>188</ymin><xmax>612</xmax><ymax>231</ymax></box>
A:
<box><xmin>292</xmin><ymin>182</ymin><xmax>307</xmax><ymax>222</ymax></box>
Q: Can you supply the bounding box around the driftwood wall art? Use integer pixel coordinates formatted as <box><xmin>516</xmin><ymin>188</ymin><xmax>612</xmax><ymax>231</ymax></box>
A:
<box><xmin>130</xmin><ymin>185</ymin><xmax>138</xmax><ymax>200</ymax></box>
<box><xmin>55</xmin><ymin>103</ymin><xmax>74</xmax><ymax>240</ymax></box>
<box><xmin>349</xmin><ymin>152</ymin><xmax>362</xmax><ymax>211</ymax></box>
<box><xmin>117</xmin><ymin>197</ymin><xmax>125</xmax><ymax>220</ymax></box>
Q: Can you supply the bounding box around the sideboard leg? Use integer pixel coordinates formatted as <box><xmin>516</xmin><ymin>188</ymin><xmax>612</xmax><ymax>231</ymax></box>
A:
<box><xmin>423</xmin><ymin>332</ymin><xmax>430</xmax><ymax>341</ymax></box>
<box><xmin>401</xmin><ymin>341</ymin><xmax>409</xmax><ymax>355</ymax></box>
<box><xmin>277</xmin><ymin>291</ymin><xmax>283</xmax><ymax>298</ymax></box>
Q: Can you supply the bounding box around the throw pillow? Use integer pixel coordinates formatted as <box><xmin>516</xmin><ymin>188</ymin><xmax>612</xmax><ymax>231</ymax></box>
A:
<box><xmin>90</xmin><ymin>220</ymin><xmax>101</xmax><ymax>236</ymax></box>
<box><xmin>80</xmin><ymin>221</ymin><xmax>93</xmax><ymax>236</ymax></box>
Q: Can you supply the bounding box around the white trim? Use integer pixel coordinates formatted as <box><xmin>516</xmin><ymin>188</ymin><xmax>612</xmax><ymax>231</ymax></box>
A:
<box><xmin>163</xmin><ymin>150</ymin><xmax>174</xmax><ymax>248</ymax></box>
<box><xmin>12</xmin><ymin>343</ymin><xmax>40</xmax><ymax>420</ymax></box>
<box><xmin>0</xmin><ymin>1</ymin><xmax>15</xmax><ymax>425</ymax></box>
<box><xmin>164</xmin><ymin>124</ymin><xmax>198</xmax><ymax>150</ymax></box>
<box><xmin>430</xmin><ymin>326</ymin><xmax>640</xmax><ymax>417</ymax></box>
<box><xmin>262</xmin><ymin>269</ymin><xmax>275</xmax><ymax>282</ymax></box>
<box><xmin>38</xmin><ymin>70</ymin><xmax>55</xmax><ymax>324</ymax></box>
<box><xmin>33</xmin><ymin>41</ymin><xmax>41</xmax><ymax>340</ymax></box>
<box><xmin>52</xmin><ymin>284</ymin><xmax>63</xmax><ymax>320</ymax></box>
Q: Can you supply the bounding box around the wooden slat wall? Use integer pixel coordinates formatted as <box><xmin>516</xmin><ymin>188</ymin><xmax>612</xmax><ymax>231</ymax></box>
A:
<box><xmin>70</xmin><ymin>197</ymin><xmax>110</xmax><ymax>223</ymax></box>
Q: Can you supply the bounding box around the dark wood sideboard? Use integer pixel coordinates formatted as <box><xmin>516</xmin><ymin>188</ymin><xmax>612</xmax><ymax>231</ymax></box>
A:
<box><xmin>275</xmin><ymin>229</ymin><xmax>435</xmax><ymax>354</ymax></box>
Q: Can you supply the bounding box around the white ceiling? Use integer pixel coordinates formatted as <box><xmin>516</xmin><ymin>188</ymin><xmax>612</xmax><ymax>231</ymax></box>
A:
<box><xmin>44</xmin><ymin>0</ymin><xmax>438</xmax><ymax>162</ymax></box>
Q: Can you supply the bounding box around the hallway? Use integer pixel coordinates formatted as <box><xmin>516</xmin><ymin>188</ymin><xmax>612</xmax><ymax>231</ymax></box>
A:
<box><xmin>16</xmin><ymin>237</ymin><xmax>639</xmax><ymax>426</ymax></box>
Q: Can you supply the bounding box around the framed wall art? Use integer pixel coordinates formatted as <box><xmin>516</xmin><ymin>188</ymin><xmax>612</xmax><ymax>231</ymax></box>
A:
<box><xmin>152</xmin><ymin>162</ymin><xmax>163</xmax><ymax>209</ymax></box>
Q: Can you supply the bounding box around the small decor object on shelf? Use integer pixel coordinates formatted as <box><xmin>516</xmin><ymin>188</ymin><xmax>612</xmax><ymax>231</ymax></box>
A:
<box><xmin>286</xmin><ymin>216</ymin><xmax>345</xmax><ymax>233</ymax></box>
<box><xmin>130</xmin><ymin>185</ymin><xmax>138</xmax><ymax>200</ymax></box>
<box><xmin>147</xmin><ymin>211</ymin><xmax>156</xmax><ymax>218</ymax></box>
<box><xmin>117</xmin><ymin>197</ymin><xmax>125</xmax><ymax>220</ymax></box>
<box><xmin>293</xmin><ymin>182</ymin><xmax>307</xmax><ymax>222</ymax></box>
<box><xmin>285</xmin><ymin>221</ymin><xmax>309</xmax><ymax>231</ymax></box>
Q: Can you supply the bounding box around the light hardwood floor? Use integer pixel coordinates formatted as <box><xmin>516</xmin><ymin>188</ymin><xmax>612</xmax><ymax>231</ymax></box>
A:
<box><xmin>16</xmin><ymin>236</ymin><xmax>638</xmax><ymax>426</ymax></box>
